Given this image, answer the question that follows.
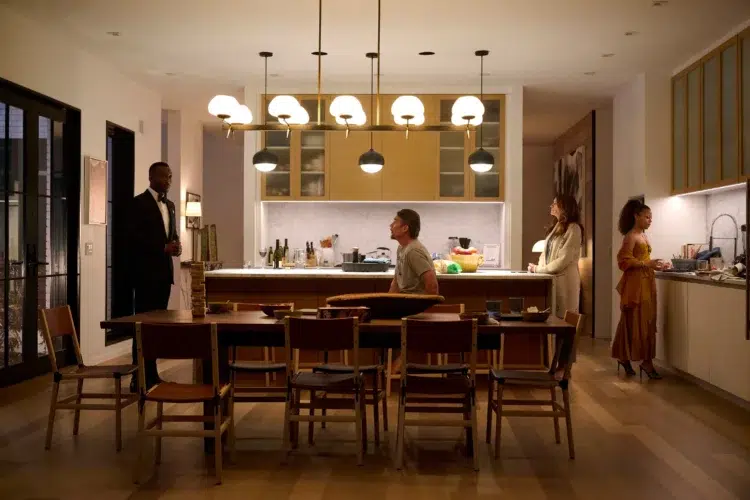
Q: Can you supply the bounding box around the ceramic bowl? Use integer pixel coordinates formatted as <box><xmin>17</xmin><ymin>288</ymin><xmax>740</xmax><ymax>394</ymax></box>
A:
<box><xmin>521</xmin><ymin>311</ymin><xmax>551</xmax><ymax>322</ymax></box>
<box><xmin>260</xmin><ymin>303</ymin><xmax>295</xmax><ymax>317</ymax></box>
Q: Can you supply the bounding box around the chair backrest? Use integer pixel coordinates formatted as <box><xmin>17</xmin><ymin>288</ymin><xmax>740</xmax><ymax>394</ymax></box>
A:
<box><xmin>39</xmin><ymin>306</ymin><xmax>83</xmax><ymax>370</ymax></box>
<box><xmin>426</xmin><ymin>303</ymin><xmax>465</xmax><ymax>314</ymax></box>
<box><xmin>135</xmin><ymin>322</ymin><xmax>219</xmax><ymax>395</ymax></box>
<box><xmin>555</xmin><ymin>311</ymin><xmax>585</xmax><ymax>379</ymax></box>
<box><xmin>401</xmin><ymin>318</ymin><xmax>478</xmax><ymax>384</ymax></box>
<box><xmin>284</xmin><ymin>317</ymin><xmax>359</xmax><ymax>376</ymax></box>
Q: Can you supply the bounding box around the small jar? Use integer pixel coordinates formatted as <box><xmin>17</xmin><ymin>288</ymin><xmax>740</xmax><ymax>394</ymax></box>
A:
<box><xmin>352</xmin><ymin>247</ymin><xmax>359</xmax><ymax>263</ymax></box>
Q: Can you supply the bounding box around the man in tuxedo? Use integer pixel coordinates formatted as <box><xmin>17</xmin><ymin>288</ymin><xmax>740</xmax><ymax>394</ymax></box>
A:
<box><xmin>129</xmin><ymin>161</ymin><xmax>181</xmax><ymax>392</ymax></box>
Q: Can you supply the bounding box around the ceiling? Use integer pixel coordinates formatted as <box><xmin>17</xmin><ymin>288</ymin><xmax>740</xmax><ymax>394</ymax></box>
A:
<box><xmin>3</xmin><ymin>0</ymin><xmax>750</xmax><ymax>142</ymax></box>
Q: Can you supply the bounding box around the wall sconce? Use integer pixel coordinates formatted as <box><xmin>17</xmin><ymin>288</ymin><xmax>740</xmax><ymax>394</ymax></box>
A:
<box><xmin>185</xmin><ymin>192</ymin><xmax>202</xmax><ymax>261</ymax></box>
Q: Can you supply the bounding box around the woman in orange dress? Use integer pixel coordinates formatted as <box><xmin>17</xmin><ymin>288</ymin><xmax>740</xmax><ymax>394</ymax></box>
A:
<box><xmin>611</xmin><ymin>200</ymin><xmax>667</xmax><ymax>379</ymax></box>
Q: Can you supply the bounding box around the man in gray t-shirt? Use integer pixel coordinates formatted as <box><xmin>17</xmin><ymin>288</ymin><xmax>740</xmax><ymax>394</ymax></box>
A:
<box><xmin>388</xmin><ymin>209</ymin><xmax>438</xmax><ymax>295</ymax></box>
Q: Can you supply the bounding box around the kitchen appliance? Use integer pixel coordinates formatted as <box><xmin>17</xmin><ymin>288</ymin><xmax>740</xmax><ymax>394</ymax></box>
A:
<box><xmin>459</xmin><ymin>237</ymin><xmax>472</xmax><ymax>249</ymax></box>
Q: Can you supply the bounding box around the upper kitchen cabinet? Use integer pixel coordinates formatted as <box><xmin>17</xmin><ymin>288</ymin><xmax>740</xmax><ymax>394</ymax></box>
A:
<box><xmin>672</xmin><ymin>34</ymin><xmax>744</xmax><ymax>193</ymax></box>
<box><xmin>470</xmin><ymin>96</ymin><xmax>505</xmax><ymax>200</ymax></box>
<box><xmin>260</xmin><ymin>95</ymin><xmax>330</xmax><ymax>200</ymax></box>
<box><xmin>329</xmin><ymin>95</ymin><xmax>383</xmax><ymax>201</ymax></box>
<box><xmin>438</xmin><ymin>97</ymin><xmax>468</xmax><ymax>199</ymax></box>
<box><xmin>741</xmin><ymin>28</ymin><xmax>750</xmax><ymax>179</ymax></box>
<box><xmin>672</xmin><ymin>75</ymin><xmax>687</xmax><ymax>193</ymax></box>
<box><xmin>380</xmin><ymin>95</ymin><xmax>439</xmax><ymax>201</ymax></box>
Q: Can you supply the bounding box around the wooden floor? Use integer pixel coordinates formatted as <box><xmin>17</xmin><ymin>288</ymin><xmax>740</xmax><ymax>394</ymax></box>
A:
<box><xmin>1</xmin><ymin>339</ymin><xmax>749</xmax><ymax>500</ymax></box>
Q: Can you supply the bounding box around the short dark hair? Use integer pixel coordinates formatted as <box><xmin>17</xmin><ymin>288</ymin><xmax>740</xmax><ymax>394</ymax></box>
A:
<box><xmin>149</xmin><ymin>161</ymin><xmax>170</xmax><ymax>176</ymax></box>
<box><xmin>397</xmin><ymin>209</ymin><xmax>421</xmax><ymax>238</ymax></box>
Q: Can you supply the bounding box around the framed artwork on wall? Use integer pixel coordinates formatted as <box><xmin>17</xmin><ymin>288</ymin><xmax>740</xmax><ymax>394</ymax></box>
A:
<box><xmin>85</xmin><ymin>156</ymin><xmax>108</xmax><ymax>225</ymax></box>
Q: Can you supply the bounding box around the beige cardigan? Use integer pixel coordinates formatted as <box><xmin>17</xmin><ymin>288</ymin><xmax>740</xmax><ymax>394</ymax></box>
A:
<box><xmin>536</xmin><ymin>223</ymin><xmax>582</xmax><ymax>319</ymax></box>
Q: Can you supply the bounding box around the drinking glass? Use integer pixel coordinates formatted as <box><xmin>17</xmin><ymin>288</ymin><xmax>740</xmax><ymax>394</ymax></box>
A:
<box><xmin>258</xmin><ymin>247</ymin><xmax>268</xmax><ymax>268</ymax></box>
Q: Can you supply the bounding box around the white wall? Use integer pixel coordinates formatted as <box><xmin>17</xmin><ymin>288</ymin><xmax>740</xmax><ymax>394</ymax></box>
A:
<box><xmin>0</xmin><ymin>4</ymin><xmax>163</xmax><ymax>364</ymax></box>
<box><xmin>263</xmin><ymin>202</ymin><xmax>504</xmax><ymax>265</ymax></box>
<box><xmin>594</xmin><ymin>103</ymin><xmax>614</xmax><ymax>339</ymax></box>
<box><xmin>242</xmin><ymin>85</ymin><xmax>524</xmax><ymax>270</ymax></box>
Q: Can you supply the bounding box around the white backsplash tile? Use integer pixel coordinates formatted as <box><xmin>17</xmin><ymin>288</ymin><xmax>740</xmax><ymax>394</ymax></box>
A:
<box><xmin>706</xmin><ymin>188</ymin><xmax>746</xmax><ymax>264</ymax></box>
<box><xmin>263</xmin><ymin>202</ymin><xmax>505</xmax><ymax>265</ymax></box>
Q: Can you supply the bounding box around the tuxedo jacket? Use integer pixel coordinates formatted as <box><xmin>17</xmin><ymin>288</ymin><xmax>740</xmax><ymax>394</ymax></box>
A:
<box><xmin>129</xmin><ymin>190</ymin><xmax>177</xmax><ymax>289</ymax></box>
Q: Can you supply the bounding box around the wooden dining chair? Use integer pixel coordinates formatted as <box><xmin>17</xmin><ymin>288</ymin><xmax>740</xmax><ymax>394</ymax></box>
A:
<box><xmin>134</xmin><ymin>322</ymin><xmax>232</xmax><ymax>485</ymax></box>
<box><xmin>485</xmin><ymin>311</ymin><xmax>584</xmax><ymax>460</ymax></box>
<box><xmin>229</xmin><ymin>303</ymin><xmax>287</xmax><ymax>403</ymax></box>
<box><xmin>396</xmin><ymin>317</ymin><xmax>479</xmax><ymax>471</ymax></box>
<box><xmin>385</xmin><ymin>303</ymin><xmax>467</xmax><ymax>397</ymax></box>
<box><xmin>40</xmin><ymin>306</ymin><xmax>137</xmax><ymax>451</ymax></box>
<box><xmin>282</xmin><ymin>317</ymin><xmax>366</xmax><ymax>465</ymax></box>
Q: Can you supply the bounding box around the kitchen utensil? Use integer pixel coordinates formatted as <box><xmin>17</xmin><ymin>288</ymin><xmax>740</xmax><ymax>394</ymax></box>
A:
<box><xmin>449</xmin><ymin>253</ymin><xmax>484</xmax><ymax>272</ymax></box>
<box><xmin>697</xmin><ymin>260</ymin><xmax>710</xmax><ymax>271</ymax></box>
<box><xmin>671</xmin><ymin>258</ymin><xmax>698</xmax><ymax>272</ymax></box>
<box><xmin>710</xmin><ymin>257</ymin><xmax>724</xmax><ymax>270</ymax></box>
<box><xmin>342</xmin><ymin>252</ymin><xmax>354</xmax><ymax>263</ymax></box>
<box><xmin>459</xmin><ymin>237</ymin><xmax>472</xmax><ymax>249</ymax></box>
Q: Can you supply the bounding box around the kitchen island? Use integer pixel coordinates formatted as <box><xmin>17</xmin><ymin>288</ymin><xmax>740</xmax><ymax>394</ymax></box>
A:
<box><xmin>205</xmin><ymin>268</ymin><xmax>554</xmax><ymax>368</ymax></box>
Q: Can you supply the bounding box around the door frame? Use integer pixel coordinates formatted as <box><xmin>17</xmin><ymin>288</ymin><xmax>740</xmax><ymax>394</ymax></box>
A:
<box><xmin>0</xmin><ymin>77</ymin><xmax>81</xmax><ymax>387</ymax></box>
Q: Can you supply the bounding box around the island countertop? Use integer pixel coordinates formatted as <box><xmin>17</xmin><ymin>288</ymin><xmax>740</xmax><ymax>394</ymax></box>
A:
<box><xmin>205</xmin><ymin>268</ymin><xmax>553</xmax><ymax>280</ymax></box>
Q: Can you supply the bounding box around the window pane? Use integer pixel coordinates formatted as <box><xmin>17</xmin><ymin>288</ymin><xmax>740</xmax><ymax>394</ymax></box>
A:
<box><xmin>38</xmin><ymin>116</ymin><xmax>51</xmax><ymax>196</ymax></box>
<box><xmin>37</xmin><ymin>275</ymin><xmax>66</xmax><ymax>356</ymax></box>
<box><xmin>8</xmin><ymin>192</ymin><xmax>24</xmax><ymax>273</ymax></box>
<box><xmin>9</xmin><ymin>106</ymin><xmax>23</xmax><ymax>192</ymax></box>
<box><xmin>52</xmin><ymin>121</ymin><xmax>64</xmax><ymax>198</ymax></box>
<box><xmin>7</xmin><ymin>278</ymin><xmax>24</xmax><ymax>366</ymax></box>
<box><xmin>0</xmin><ymin>102</ymin><xmax>6</xmax><ymax>192</ymax></box>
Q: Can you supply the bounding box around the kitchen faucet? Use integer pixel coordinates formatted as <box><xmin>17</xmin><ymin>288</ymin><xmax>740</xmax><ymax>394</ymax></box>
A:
<box><xmin>709</xmin><ymin>213</ymin><xmax>740</xmax><ymax>262</ymax></box>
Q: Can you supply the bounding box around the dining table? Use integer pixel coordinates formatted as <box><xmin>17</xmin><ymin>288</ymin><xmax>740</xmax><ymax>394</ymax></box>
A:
<box><xmin>101</xmin><ymin>309</ymin><xmax>576</xmax><ymax>451</ymax></box>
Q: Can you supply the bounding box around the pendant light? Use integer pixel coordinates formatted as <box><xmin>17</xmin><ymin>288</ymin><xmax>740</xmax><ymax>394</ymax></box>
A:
<box><xmin>468</xmin><ymin>50</ymin><xmax>494</xmax><ymax>173</ymax></box>
<box><xmin>252</xmin><ymin>52</ymin><xmax>279</xmax><ymax>173</ymax></box>
<box><xmin>359</xmin><ymin>52</ymin><xmax>385</xmax><ymax>173</ymax></box>
<box><xmin>208</xmin><ymin>95</ymin><xmax>240</xmax><ymax>120</ymax></box>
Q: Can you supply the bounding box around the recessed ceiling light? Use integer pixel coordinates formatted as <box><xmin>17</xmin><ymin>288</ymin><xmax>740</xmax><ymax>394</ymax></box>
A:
<box><xmin>624</xmin><ymin>30</ymin><xmax>639</xmax><ymax>36</ymax></box>
<box><xmin>418</xmin><ymin>51</ymin><xmax>435</xmax><ymax>56</ymax></box>
<box><xmin>652</xmin><ymin>0</ymin><xmax>668</xmax><ymax>6</ymax></box>
<box><xmin>601</xmin><ymin>53</ymin><xmax>615</xmax><ymax>58</ymax></box>
<box><xmin>106</xmin><ymin>31</ymin><xmax>121</xmax><ymax>37</ymax></box>
<box><xmin>583</xmin><ymin>71</ymin><xmax>596</xmax><ymax>76</ymax></box>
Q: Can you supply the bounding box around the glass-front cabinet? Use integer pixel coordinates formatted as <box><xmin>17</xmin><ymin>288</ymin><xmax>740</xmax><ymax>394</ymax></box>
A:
<box><xmin>438</xmin><ymin>99</ymin><xmax>467</xmax><ymax>199</ymax></box>
<box><xmin>261</xmin><ymin>96</ymin><xmax>330</xmax><ymax>200</ymax></box>
<box><xmin>471</xmin><ymin>97</ymin><xmax>504</xmax><ymax>200</ymax></box>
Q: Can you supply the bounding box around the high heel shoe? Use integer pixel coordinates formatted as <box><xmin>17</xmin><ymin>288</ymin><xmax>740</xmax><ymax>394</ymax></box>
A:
<box><xmin>639</xmin><ymin>365</ymin><xmax>662</xmax><ymax>381</ymax></box>
<box><xmin>617</xmin><ymin>360</ymin><xmax>636</xmax><ymax>376</ymax></box>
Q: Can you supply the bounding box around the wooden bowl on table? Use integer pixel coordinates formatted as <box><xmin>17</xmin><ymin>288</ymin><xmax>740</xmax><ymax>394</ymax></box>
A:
<box><xmin>325</xmin><ymin>293</ymin><xmax>444</xmax><ymax>320</ymax></box>
<box><xmin>274</xmin><ymin>309</ymin><xmax>302</xmax><ymax>320</ymax></box>
<box><xmin>317</xmin><ymin>306</ymin><xmax>372</xmax><ymax>323</ymax></box>
<box><xmin>459</xmin><ymin>311</ymin><xmax>490</xmax><ymax>325</ymax></box>
<box><xmin>521</xmin><ymin>311</ymin><xmax>551</xmax><ymax>322</ymax></box>
<box><xmin>259</xmin><ymin>303</ymin><xmax>295</xmax><ymax>318</ymax></box>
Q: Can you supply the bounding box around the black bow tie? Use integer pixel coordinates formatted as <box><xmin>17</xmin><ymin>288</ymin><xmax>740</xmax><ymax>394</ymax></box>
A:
<box><xmin>157</xmin><ymin>192</ymin><xmax>167</xmax><ymax>203</ymax></box>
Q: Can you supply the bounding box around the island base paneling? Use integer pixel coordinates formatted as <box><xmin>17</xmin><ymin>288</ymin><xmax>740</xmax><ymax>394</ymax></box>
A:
<box><xmin>206</xmin><ymin>273</ymin><xmax>553</xmax><ymax>370</ymax></box>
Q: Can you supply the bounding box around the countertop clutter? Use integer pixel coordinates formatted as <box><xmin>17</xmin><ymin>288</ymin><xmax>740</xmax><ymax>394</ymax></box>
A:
<box><xmin>655</xmin><ymin>270</ymin><xmax>746</xmax><ymax>289</ymax></box>
<box><xmin>206</xmin><ymin>268</ymin><xmax>552</xmax><ymax>280</ymax></box>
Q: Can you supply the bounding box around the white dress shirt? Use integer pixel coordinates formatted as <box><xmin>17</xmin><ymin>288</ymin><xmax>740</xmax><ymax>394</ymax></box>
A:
<box><xmin>147</xmin><ymin>187</ymin><xmax>170</xmax><ymax>236</ymax></box>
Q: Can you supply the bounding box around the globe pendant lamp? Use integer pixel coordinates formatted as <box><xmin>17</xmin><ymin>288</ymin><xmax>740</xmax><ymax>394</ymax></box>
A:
<box><xmin>224</xmin><ymin>104</ymin><xmax>253</xmax><ymax>125</ymax></box>
<box><xmin>358</xmin><ymin>51</ymin><xmax>385</xmax><ymax>173</ymax></box>
<box><xmin>252</xmin><ymin>52</ymin><xmax>279</xmax><ymax>172</ymax></box>
<box><xmin>391</xmin><ymin>95</ymin><xmax>424</xmax><ymax>123</ymax></box>
<box><xmin>330</xmin><ymin>95</ymin><xmax>365</xmax><ymax>124</ymax></box>
<box><xmin>208</xmin><ymin>95</ymin><xmax>240</xmax><ymax>120</ymax></box>
<box><xmin>468</xmin><ymin>50</ymin><xmax>494</xmax><ymax>173</ymax></box>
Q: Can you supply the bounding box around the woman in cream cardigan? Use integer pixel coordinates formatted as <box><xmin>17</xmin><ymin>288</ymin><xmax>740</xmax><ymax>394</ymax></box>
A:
<box><xmin>528</xmin><ymin>195</ymin><xmax>582</xmax><ymax>320</ymax></box>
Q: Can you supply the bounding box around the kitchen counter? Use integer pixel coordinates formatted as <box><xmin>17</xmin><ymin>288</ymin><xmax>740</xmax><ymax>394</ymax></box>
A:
<box><xmin>204</xmin><ymin>267</ymin><xmax>555</xmax><ymax>369</ymax></box>
<box><xmin>655</xmin><ymin>271</ymin><xmax>745</xmax><ymax>290</ymax></box>
<box><xmin>206</xmin><ymin>268</ymin><xmax>552</xmax><ymax>280</ymax></box>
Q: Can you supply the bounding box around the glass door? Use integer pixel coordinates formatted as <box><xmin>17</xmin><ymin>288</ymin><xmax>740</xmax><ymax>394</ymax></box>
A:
<box><xmin>0</xmin><ymin>84</ymin><xmax>78</xmax><ymax>386</ymax></box>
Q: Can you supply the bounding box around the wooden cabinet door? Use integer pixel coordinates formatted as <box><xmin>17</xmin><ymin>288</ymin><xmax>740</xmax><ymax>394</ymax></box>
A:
<box><xmin>702</xmin><ymin>54</ymin><xmax>721</xmax><ymax>187</ymax></box>
<box><xmin>438</xmin><ymin>97</ymin><xmax>469</xmax><ymax>200</ymax></box>
<box><xmin>720</xmin><ymin>41</ymin><xmax>739</xmax><ymax>183</ymax></box>
<box><xmin>469</xmin><ymin>96</ymin><xmax>505</xmax><ymax>201</ymax></box>
<box><xmin>687</xmin><ymin>66</ymin><xmax>702</xmax><ymax>190</ymax></box>
<box><xmin>298</xmin><ymin>98</ymin><xmax>329</xmax><ymax>200</ymax></box>
<box><xmin>329</xmin><ymin>131</ymin><xmax>383</xmax><ymax>200</ymax></box>
<box><xmin>706</xmin><ymin>287</ymin><xmax>750</xmax><ymax>400</ymax></box>
<box><xmin>664</xmin><ymin>281</ymin><xmax>689</xmax><ymax>372</ymax></box>
<box><xmin>741</xmin><ymin>30</ymin><xmax>750</xmax><ymax>179</ymax></box>
<box><xmin>380</xmin><ymin>95</ymin><xmax>438</xmax><ymax>201</ymax></box>
<box><xmin>685</xmin><ymin>283</ymin><xmax>712</xmax><ymax>381</ymax></box>
<box><xmin>672</xmin><ymin>76</ymin><xmax>687</xmax><ymax>193</ymax></box>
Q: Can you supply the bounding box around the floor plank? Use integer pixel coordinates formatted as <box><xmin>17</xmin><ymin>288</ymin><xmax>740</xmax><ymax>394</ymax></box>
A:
<box><xmin>1</xmin><ymin>339</ymin><xmax>749</xmax><ymax>499</ymax></box>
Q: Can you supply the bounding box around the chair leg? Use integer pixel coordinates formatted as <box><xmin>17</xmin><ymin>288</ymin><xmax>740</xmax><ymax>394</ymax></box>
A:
<box><xmin>155</xmin><ymin>402</ymin><xmax>163</xmax><ymax>464</ymax></box>
<box><xmin>562</xmin><ymin>387</ymin><xmax>575</xmax><ymax>459</ymax></box>
<box><xmin>354</xmin><ymin>386</ymin><xmax>364</xmax><ymax>466</ymax></box>
<box><xmin>551</xmin><ymin>387</ymin><xmax>561</xmax><ymax>444</ymax></box>
<box><xmin>485</xmin><ymin>378</ymin><xmax>493</xmax><ymax>444</ymax></box>
<box><xmin>361</xmin><ymin>386</ymin><xmax>368</xmax><ymax>455</ymax></box>
<box><xmin>45</xmin><ymin>381</ymin><xmax>60</xmax><ymax>450</ymax></box>
<box><xmin>292</xmin><ymin>389</ymin><xmax>301</xmax><ymax>449</ymax></box>
<box><xmin>308</xmin><ymin>390</ymin><xmax>316</xmax><ymax>446</ymax></box>
<box><xmin>214</xmin><ymin>401</ymin><xmax>223</xmax><ymax>485</ymax></box>
<box><xmin>133</xmin><ymin>400</ymin><xmax>146</xmax><ymax>484</ymax></box>
<box><xmin>386</xmin><ymin>349</ymin><xmax>393</xmax><ymax>397</ymax></box>
<box><xmin>228</xmin><ymin>381</ymin><xmax>236</xmax><ymax>463</ymax></box>
<box><xmin>281</xmin><ymin>388</ymin><xmax>292</xmax><ymax>463</ymax></box>
<box><xmin>470</xmin><ymin>391</ymin><xmax>480</xmax><ymax>472</ymax></box>
<box><xmin>72</xmin><ymin>379</ymin><xmax>84</xmax><ymax>436</ymax></box>
<box><xmin>395</xmin><ymin>388</ymin><xmax>406</xmax><ymax>470</ymax></box>
<box><xmin>372</xmin><ymin>374</ymin><xmax>380</xmax><ymax>447</ymax></box>
<box><xmin>263</xmin><ymin>347</ymin><xmax>271</xmax><ymax>387</ymax></box>
<box><xmin>380</xmin><ymin>368</ymin><xmax>389</xmax><ymax>432</ymax></box>
<box><xmin>494</xmin><ymin>384</ymin><xmax>503</xmax><ymax>459</ymax></box>
<box><xmin>115</xmin><ymin>378</ymin><xmax>123</xmax><ymax>452</ymax></box>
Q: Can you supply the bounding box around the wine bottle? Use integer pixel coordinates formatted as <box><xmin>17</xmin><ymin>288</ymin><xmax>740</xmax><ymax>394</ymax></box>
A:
<box><xmin>283</xmin><ymin>238</ymin><xmax>289</xmax><ymax>266</ymax></box>
<box><xmin>267</xmin><ymin>246</ymin><xmax>273</xmax><ymax>266</ymax></box>
<box><xmin>274</xmin><ymin>239</ymin><xmax>281</xmax><ymax>269</ymax></box>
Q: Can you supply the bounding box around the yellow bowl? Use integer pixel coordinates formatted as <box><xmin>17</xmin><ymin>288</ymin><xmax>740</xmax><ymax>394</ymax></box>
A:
<box><xmin>449</xmin><ymin>253</ymin><xmax>484</xmax><ymax>273</ymax></box>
